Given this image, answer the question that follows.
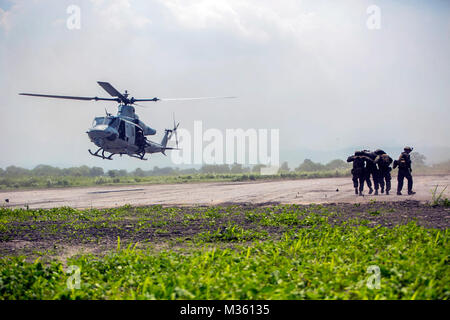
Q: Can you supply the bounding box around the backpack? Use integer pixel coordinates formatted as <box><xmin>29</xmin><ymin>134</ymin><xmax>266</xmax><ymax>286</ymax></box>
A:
<box><xmin>380</xmin><ymin>154</ymin><xmax>392</xmax><ymax>166</ymax></box>
<box><xmin>398</xmin><ymin>153</ymin><xmax>409</xmax><ymax>169</ymax></box>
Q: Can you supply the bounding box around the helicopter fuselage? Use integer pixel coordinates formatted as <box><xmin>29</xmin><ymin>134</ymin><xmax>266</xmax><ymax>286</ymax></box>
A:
<box><xmin>86</xmin><ymin>104</ymin><xmax>174</xmax><ymax>160</ymax></box>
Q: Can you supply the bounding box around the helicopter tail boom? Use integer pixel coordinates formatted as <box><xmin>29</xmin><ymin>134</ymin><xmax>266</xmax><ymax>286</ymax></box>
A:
<box><xmin>159</xmin><ymin>117</ymin><xmax>180</xmax><ymax>155</ymax></box>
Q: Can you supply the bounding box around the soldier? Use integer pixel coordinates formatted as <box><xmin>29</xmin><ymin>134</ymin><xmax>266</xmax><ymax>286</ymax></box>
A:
<box><xmin>133</xmin><ymin>119</ymin><xmax>146</xmax><ymax>154</ymax></box>
<box><xmin>347</xmin><ymin>151</ymin><xmax>374</xmax><ymax>196</ymax></box>
<box><xmin>374</xmin><ymin>149</ymin><xmax>393</xmax><ymax>195</ymax></box>
<box><xmin>361</xmin><ymin>150</ymin><xmax>380</xmax><ymax>195</ymax></box>
<box><xmin>393</xmin><ymin>146</ymin><xmax>416</xmax><ymax>195</ymax></box>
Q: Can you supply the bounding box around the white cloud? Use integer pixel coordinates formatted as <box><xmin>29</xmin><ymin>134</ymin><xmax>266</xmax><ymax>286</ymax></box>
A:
<box><xmin>0</xmin><ymin>7</ymin><xmax>12</xmax><ymax>31</ymax></box>
<box><xmin>91</xmin><ymin>0</ymin><xmax>151</xmax><ymax>30</ymax></box>
<box><xmin>0</xmin><ymin>1</ymin><xmax>30</xmax><ymax>33</ymax></box>
<box><xmin>160</xmin><ymin>0</ymin><xmax>319</xmax><ymax>43</ymax></box>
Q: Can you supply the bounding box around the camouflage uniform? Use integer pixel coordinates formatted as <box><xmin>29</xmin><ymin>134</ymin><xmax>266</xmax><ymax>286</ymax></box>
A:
<box><xmin>394</xmin><ymin>147</ymin><xmax>415</xmax><ymax>195</ymax></box>
<box><xmin>374</xmin><ymin>149</ymin><xmax>393</xmax><ymax>195</ymax></box>
<box><xmin>347</xmin><ymin>151</ymin><xmax>373</xmax><ymax>196</ymax></box>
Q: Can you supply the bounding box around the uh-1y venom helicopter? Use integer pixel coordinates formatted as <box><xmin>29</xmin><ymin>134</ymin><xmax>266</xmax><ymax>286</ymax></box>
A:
<box><xmin>20</xmin><ymin>81</ymin><xmax>234</xmax><ymax>160</ymax></box>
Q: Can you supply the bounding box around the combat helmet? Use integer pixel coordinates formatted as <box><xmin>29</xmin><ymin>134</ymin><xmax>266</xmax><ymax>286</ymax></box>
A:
<box><xmin>404</xmin><ymin>146</ymin><xmax>413</xmax><ymax>152</ymax></box>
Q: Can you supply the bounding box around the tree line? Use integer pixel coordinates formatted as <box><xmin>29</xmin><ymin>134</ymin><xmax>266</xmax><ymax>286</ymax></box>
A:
<box><xmin>0</xmin><ymin>159</ymin><xmax>352</xmax><ymax>178</ymax></box>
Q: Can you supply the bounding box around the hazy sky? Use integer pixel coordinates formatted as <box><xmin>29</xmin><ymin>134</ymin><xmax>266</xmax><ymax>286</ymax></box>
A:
<box><xmin>1</xmin><ymin>0</ymin><xmax>449</xmax><ymax>170</ymax></box>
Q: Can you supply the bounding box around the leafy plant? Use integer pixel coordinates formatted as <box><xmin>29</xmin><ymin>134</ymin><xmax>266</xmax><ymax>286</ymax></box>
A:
<box><xmin>430</xmin><ymin>185</ymin><xmax>449</xmax><ymax>207</ymax></box>
<box><xmin>0</xmin><ymin>204</ymin><xmax>448</xmax><ymax>300</ymax></box>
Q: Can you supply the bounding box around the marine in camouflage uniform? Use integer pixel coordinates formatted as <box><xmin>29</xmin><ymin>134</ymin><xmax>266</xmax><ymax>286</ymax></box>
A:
<box><xmin>374</xmin><ymin>149</ymin><xmax>393</xmax><ymax>195</ymax></box>
<box><xmin>393</xmin><ymin>146</ymin><xmax>416</xmax><ymax>195</ymax></box>
<box><xmin>347</xmin><ymin>151</ymin><xmax>374</xmax><ymax>196</ymax></box>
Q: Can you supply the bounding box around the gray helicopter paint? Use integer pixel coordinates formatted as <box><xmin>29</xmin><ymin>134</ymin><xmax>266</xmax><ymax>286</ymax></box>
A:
<box><xmin>116</xmin><ymin>105</ymin><xmax>156</xmax><ymax>135</ymax></box>
<box><xmin>86</xmin><ymin>114</ymin><xmax>172</xmax><ymax>157</ymax></box>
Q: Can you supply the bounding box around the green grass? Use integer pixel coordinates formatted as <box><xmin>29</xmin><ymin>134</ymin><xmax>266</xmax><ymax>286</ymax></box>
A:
<box><xmin>431</xmin><ymin>185</ymin><xmax>449</xmax><ymax>207</ymax></box>
<box><xmin>0</xmin><ymin>216</ymin><xmax>448</xmax><ymax>299</ymax></box>
<box><xmin>195</xmin><ymin>224</ymin><xmax>268</xmax><ymax>242</ymax></box>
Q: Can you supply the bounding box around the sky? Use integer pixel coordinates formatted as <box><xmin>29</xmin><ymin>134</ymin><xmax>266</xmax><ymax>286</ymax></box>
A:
<box><xmin>0</xmin><ymin>0</ymin><xmax>449</xmax><ymax>170</ymax></box>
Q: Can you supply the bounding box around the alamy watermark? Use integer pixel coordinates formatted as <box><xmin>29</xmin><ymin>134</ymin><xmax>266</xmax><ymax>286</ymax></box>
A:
<box><xmin>366</xmin><ymin>5</ymin><xmax>381</xmax><ymax>30</ymax></box>
<box><xmin>171</xmin><ymin>121</ymin><xmax>280</xmax><ymax>175</ymax></box>
<box><xmin>66</xmin><ymin>5</ymin><xmax>81</xmax><ymax>30</ymax></box>
<box><xmin>366</xmin><ymin>265</ymin><xmax>381</xmax><ymax>289</ymax></box>
<box><xmin>66</xmin><ymin>265</ymin><xmax>81</xmax><ymax>290</ymax></box>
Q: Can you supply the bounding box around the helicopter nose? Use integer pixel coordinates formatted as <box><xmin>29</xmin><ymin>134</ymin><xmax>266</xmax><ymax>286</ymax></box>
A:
<box><xmin>87</xmin><ymin>126</ymin><xmax>117</xmax><ymax>141</ymax></box>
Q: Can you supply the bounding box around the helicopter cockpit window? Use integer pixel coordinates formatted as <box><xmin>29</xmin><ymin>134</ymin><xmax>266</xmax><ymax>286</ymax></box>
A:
<box><xmin>93</xmin><ymin>117</ymin><xmax>106</xmax><ymax>127</ymax></box>
<box><xmin>92</xmin><ymin>117</ymin><xmax>116</xmax><ymax>127</ymax></box>
<box><xmin>109</xmin><ymin>118</ymin><xmax>119</xmax><ymax>129</ymax></box>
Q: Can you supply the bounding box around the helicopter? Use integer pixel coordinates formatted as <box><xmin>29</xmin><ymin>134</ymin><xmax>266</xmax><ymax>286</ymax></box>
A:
<box><xmin>20</xmin><ymin>82</ymin><xmax>234</xmax><ymax>160</ymax></box>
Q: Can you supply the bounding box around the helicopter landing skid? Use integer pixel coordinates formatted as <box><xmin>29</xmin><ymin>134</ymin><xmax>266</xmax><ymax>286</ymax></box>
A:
<box><xmin>129</xmin><ymin>152</ymin><xmax>147</xmax><ymax>161</ymax></box>
<box><xmin>88</xmin><ymin>148</ymin><xmax>115</xmax><ymax>160</ymax></box>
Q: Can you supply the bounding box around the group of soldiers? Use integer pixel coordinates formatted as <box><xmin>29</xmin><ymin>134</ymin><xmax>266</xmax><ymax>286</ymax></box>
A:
<box><xmin>347</xmin><ymin>146</ymin><xmax>416</xmax><ymax>196</ymax></box>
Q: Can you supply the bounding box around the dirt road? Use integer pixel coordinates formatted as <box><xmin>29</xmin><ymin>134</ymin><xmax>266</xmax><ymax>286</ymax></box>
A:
<box><xmin>1</xmin><ymin>175</ymin><xmax>449</xmax><ymax>209</ymax></box>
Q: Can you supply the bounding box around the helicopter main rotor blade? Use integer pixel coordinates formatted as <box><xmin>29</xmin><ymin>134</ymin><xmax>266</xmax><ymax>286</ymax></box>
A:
<box><xmin>19</xmin><ymin>93</ymin><xmax>118</xmax><ymax>102</ymax></box>
<box><xmin>160</xmin><ymin>96</ymin><xmax>236</xmax><ymax>101</ymax></box>
<box><xmin>133</xmin><ymin>96</ymin><xmax>236</xmax><ymax>103</ymax></box>
<box><xmin>133</xmin><ymin>98</ymin><xmax>160</xmax><ymax>102</ymax></box>
<box><xmin>97</xmin><ymin>82</ymin><xmax>127</xmax><ymax>102</ymax></box>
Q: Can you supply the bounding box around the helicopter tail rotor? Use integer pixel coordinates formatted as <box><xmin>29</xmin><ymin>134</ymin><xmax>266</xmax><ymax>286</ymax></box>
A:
<box><xmin>173</xmin><ymin>113</ymin><xmax>180</xmax><ymax>149</ymax></box>
<box><xmin>160</xmin><ymin>115</ymin><xmax>180</xmax><ymax>153</ymax></box>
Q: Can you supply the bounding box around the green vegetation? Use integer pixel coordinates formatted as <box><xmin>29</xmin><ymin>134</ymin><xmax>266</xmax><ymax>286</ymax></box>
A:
<box><xmin>0</xmin><ymin>222</ymin><xmax>447</xmax><ymax>300</ymax></box>
<box><xmin>431</xmin><ymin>185</ymin><xmax>449</xmax><ymax>207</ymax></box>
<box><xmin>0</xmin><ymin>204</ymin><xmax>448</xmax><ymax>299</ymax></box>
<box><xmin>295</xmin><ymin>159</ymin><xmax>349</xmax><ymax>172</ymax></box>
<box><xmin>196</xmin><ymin>224</ymin><xmax>268</xmax><ymax>242</ymax></box>
<box><xmin>1</xmin><ymin>154</ymin><xmax>449</xmax><ymax>191</ymax></box>
<box><xmin>0</xmin><ymin>163</ymin><xmax>351</xmax><ymax>190</ymax></box>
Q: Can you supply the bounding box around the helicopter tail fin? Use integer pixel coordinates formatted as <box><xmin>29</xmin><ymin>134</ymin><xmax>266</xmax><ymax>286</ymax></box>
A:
<box><xmin>160</xmin><ymin>116</ymin><xmax>180</xmax><ymax>153</ymax></box>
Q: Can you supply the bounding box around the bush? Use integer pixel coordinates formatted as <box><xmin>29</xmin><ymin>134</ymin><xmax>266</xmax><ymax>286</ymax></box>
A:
<box><xmin>95</xmin><ymin>177</ymin><xmax>108</xmax><ymax>185</ymax></box>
